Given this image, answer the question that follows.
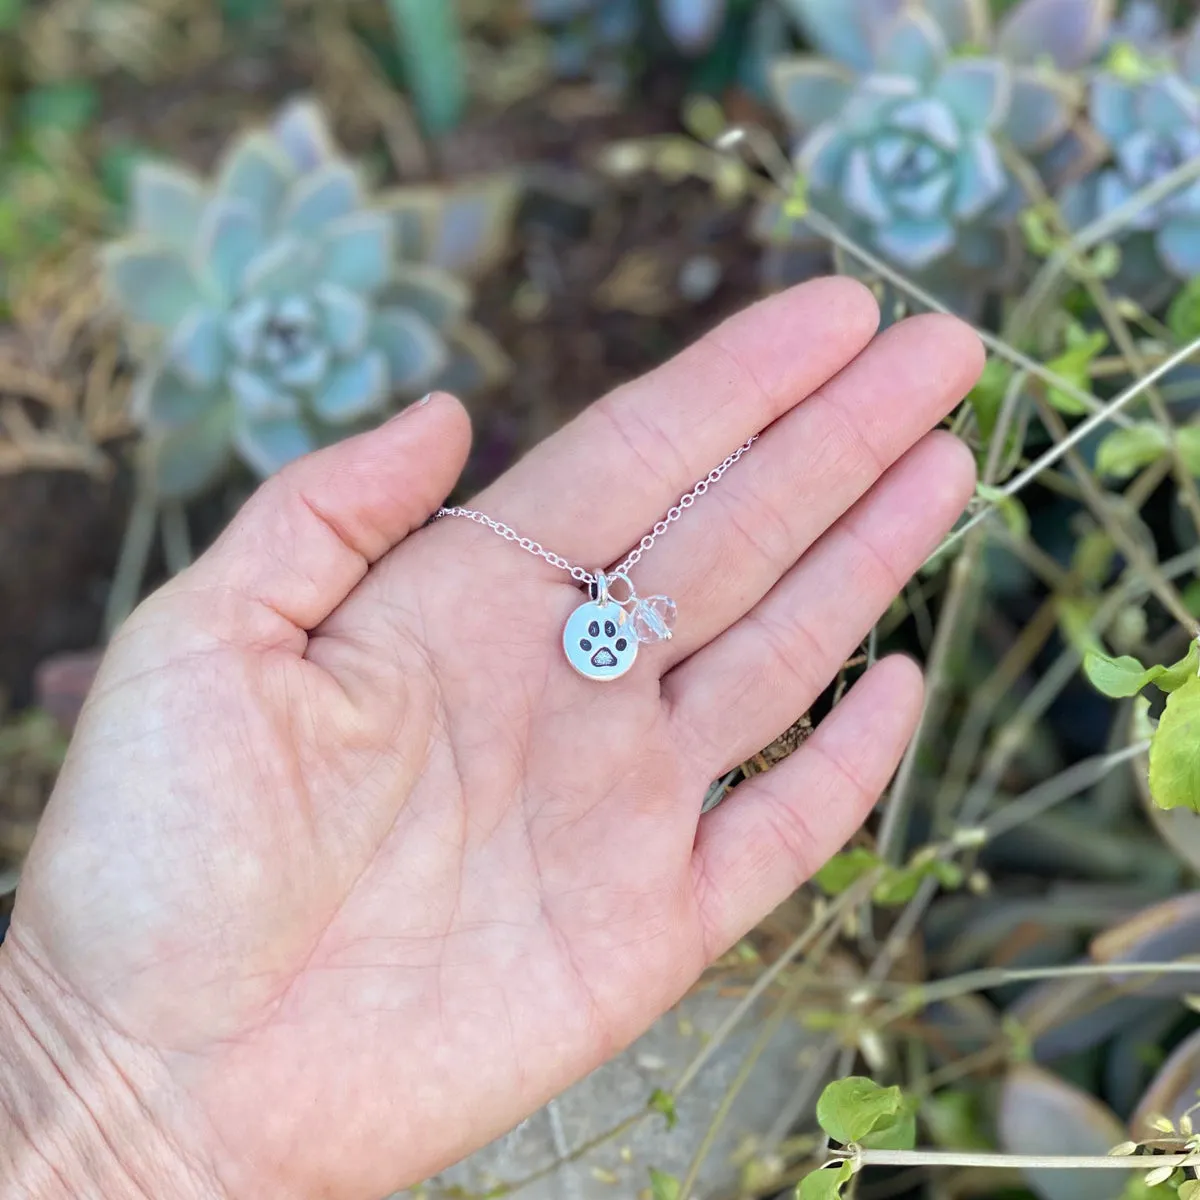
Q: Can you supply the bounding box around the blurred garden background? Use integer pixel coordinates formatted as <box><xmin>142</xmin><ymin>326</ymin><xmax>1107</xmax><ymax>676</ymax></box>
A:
<box><xmin>9</xmin><ymin>1</ymin><xmax>1200</xmax><ymax>1198</ymax></box>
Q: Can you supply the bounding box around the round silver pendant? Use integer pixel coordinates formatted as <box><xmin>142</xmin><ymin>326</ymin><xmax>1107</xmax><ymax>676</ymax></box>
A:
<box><xmin>563</xmin><ymin>600</ymin><xmax>638</xmax><ymax>681</ymax></box>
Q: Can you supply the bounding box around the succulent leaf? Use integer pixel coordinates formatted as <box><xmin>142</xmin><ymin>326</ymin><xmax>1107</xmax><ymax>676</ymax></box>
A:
<box><xmin>233</xmin><ymin>414</ymin><xmax>316</xmax><ymax>479</ymax></box>
<box><xmin>955</xmin><ymin>133</ymin><xmax>1007</xmax><ymax>219</ymax></box>
<box><xmin>380</xmin><ymin>266</ymin><xmax>470</xmax><ymax>332</ymax></box>
<box><xmin>131</xmin><ymin>163</ymin><xmax>206</xmax><ymax>252</ymax></box>
<box><xmin>1184</xmin><ymin>18</ymin><xmax>1200</xmax><ymax>88</ymax></box>
<box><xmin>1091</xmin><ymin>73</ymin><xmax>1138</xmax><ymax>144</ymax></box>
<box><xmin>314</xmin><ymin>283</ymin><xmax>372</xmax><ymax>355</ymax></box>
<box><xmin>422</xmin><ymin>178</ymin><xmax>521</xmax><ymax>278</ymax></box>
<box><xmin>777</xmin><ymin>0</ymin><xmax>903</xmax><ymax>71</ymax></box>
<box><xmin>656</xmin><ymin>0</ymin><xmax>727</xmax><ymax>55</ymax></box>
<box><xmin>997</xmin><ymin>0</ymin><xmax>1115</xmax><ymax>72</ymax></box>
<box><xmin>229</xmin><ymin>367</ymin><xmax>300</xmax><ymax>422</ymax></box>
<box><xmin>925</xmin><ymin>0</ymin><xmax>991</xmax><ymax>49</ymax></box>
<box><xmin>770</xmin><ymin>58</ymin><xmax>856</xmax><ymax>134</ymax></box>
<box><xmin>312</xmin><ymin>349</ymin><xmax>390</xmax><ymax>424</ymax></box>
<box><xmin>132</xmin><ymin>365</ymin><xmax>215</xmax><ymax>429</ymax></box>
<box><xmin>216</xmin><ymin>133</ymin><xmax>293</xmax><ymax>222</ymax></box>
<box><xmin>1005</xmin><ymin>70</ymin><xmax>1076</xmax><ymax>152</ymax></box>
<box><xmin>276</xmin><ymin>345</ymin><xmax>331</xmax><ymax>390</ymax></box>
<box><xmin>432</xmin><ymin>322</ymin><xmax>512</xmax><ymax>396</ymax></box>
<box><xmin>167</xmin><ymin>310</ymin><xmax>226</xmax><ymax>391</ymax></box>
<box><xmin>935</xmin><ymin>60</ymin><xmax>1011</xmax><ymax>131</ymax></box>
<box><xmin>198</xmin><ymin>198</ymin><xmax>263</xmax><ymax>298</ymax></box>
<box><xmin>282</xmin><ymin>162</ymin><xmax>362</xmax><ymax>236</ymax></box>
<box><xmin>374</xmin><ymin>309</ymin><xmax>448</xmax><ymax>396</ymax></box>
<box><xmin>226</xmin><ymin>296</ymin><xmax>271</xmax><ymax>363</ymax></box>
<box><xmin>272</xmin><ymin>98</ymin><xmax>336</xmax><ymax>173</ymax></box>
<box><xmin>103</xmin><ymin>242</ymin><xmax>204</xmax><ymax>330</ymax></box>
<box><xmin>145</xmin><ymin>405</ymin><xmax>235</xmax><ymax>500</ymax></box>
<box><xmin>320</xmin><ymin>213</ymin><xmax>395</xmax><ymax>293</ymax></box>
<box><xmin>1158</xmin><ymin>219</ymin><xmax>1200</xmax><ymax>278</ymax></box>
<box><xmin>889</xmin><ymin>97</ymin><xmax>962</xmax><ymax>151</ymax></box>
<box><xmin>876</xmin><ymin>216</ymin><xmax>957</xmax><ymax>268</ymax></box>
<box><xmin>843</xmin><ymin>147</ymin><xmax>894</xmax><ymax>222</ymax></box>
<box><xmin>799</xmin><ymin>124</ymin><xmax>852</xmax><ymax>190</ymax></box>
<box><xmin>876</xmin><ymin>12</ymin><xmax>947</xmax><ymax>83</ymax></box>
<box><xmin>1138</xmin><ymin>75</ymin><xmax>1200</xmax><ymax>134</ymax></box>
<box><xmin>242</xmin><ymin>236</ymin><xmax>322</xmax><ymax>296</ymax></box>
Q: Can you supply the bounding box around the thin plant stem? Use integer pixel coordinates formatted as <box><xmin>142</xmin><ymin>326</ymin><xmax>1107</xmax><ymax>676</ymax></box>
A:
<box><xmin>1009</xmin><ymin>152</ymin><xmax>1200</xmax><ymax>341</ymax></box>
<box><xmin>104</xmin><ymin>473</ymin><xmax>158</xmax><ymax>638</ymax></box>
<box><xmin>679</xmin><ymin>903</ymin><xmax>855</xmax><ymax>1196</ymax></box>
<box><xmin>873</xmin><ymin>960</ymin><xmax>1200</xmax><ymax>1028</ymax></box>
<box><xmin>937</xmin><ymin>332</ymin><xmax>1200</xmax><ymax>558</ymax></box>
<box><xmin>1034</xmin><ymin>395</ymin><xmax>1197</xmax><ymax>630</ymax></box>
<box><xmin>841</xmin><ymin>1149</ymin><xmax>1199</xmax><ymax>1171</ymax></box>
<box><xmin>160</xmin><ymin>500</ymin><xmax>193</xmax><ymax>576</ymax></box>
<box><xmin>876</xmin><ymin>547</ymin><xmax>981</xmax><ymax>863</ymax></box>
<box><xmin>875</xmin><ymin>367</ymin><xmax>1025</xmax><ymax>863</ymax></box>
<box><xmin>672</xmin><ymin>891</ymin><xmax>860</xmax><ymax>1098</ymax></box>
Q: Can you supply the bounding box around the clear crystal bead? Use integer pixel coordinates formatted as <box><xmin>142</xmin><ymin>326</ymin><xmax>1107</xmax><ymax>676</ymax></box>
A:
<box><xmin>630</xmin><ymin>595</ymin><xmax>677</xmax><ymax>644</ymax></box>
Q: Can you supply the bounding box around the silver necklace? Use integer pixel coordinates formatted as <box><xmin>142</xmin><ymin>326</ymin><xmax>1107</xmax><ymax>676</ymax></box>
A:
<box><xmin>434</xmin><ymin>435</ymin><xmax>757</xmax><ymax>681</ymax></box>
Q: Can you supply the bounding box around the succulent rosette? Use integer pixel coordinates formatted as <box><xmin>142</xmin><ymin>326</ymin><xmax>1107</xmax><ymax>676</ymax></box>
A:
<box><xmin>764</xmin><ymin>0</ymin><xmax>1109</xmax><ymax>302</ymax></box>
<box><xmin>103</xmin><ymin>99</ymin><xmax>510</xmax><ymax>498</ymax></box>
<box><xmin>1061</xmin><ymin>22</ymin><xmax>1200</xmax><ymax>301</ymax></box>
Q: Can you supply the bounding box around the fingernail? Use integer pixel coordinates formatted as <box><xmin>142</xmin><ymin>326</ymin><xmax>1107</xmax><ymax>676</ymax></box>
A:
<box><xmin>390</xmin><ymin>394</ymin><xmax>434</xmax><ymax>422</ymax></box>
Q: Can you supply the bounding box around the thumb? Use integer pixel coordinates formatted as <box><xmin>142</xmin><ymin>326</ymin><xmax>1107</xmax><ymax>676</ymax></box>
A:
<box><xmin>169</xmin><ymin>392</ymin><xmax>471</xmax><ymax>637</ymax></box>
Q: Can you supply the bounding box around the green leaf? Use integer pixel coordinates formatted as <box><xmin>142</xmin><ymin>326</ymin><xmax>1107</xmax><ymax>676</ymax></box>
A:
<box><xmin>0</xmin><ymin>0</ymin><xmax>24</xmax><ymax>32</ymax></box>
<box><xmin>967</xmin><ymin>357</ymin><xmax>1012</xmax><ymax>442</ymax></box>
<box><xmin>1057</xmin><ymin>596</ymin><xmax>1102</xmax><ymax>657</ymax></box>
<box><xmin>1157</xmin><ymin>642</ymin><xmax>1200</xmax><ymax>693</ymax></box>
<box><xmin>975</xmin><ymin>483</ymin><xmax>1028</xmax><ymax>539</ymax></box>
<box><xmin>1072</xmin><ymin>528</ymin><xmax>1114</xmax><ymax>585</ymax></box>
<box><xmin>1084</xmin><ymin>643</ymin><xmax>1200</xmax><ymax>699</ymax></box>
<box><xmin>816</xmin><ymin>1077</ymin><xmax>905</xmax><ymax>1145</ymax></box>
<box><xmin>1084</xmin><ymin>651</ymin><xmax>1156</xmax><ymax>698</ymax></box>
<box><xmin>385</xmin><ymin>0</ymin><xmax>467</xmax><ymax>136</ymax></box>
<box><xmin>797</xmin><ymin>1161</ymin><xmax>853</xmax><ymax>1200</ymax></box>
<box><xmin>812</xmin><ymin>847</ymin><xmax>879</xmax><ymax>896</ymax></box>
<box><xmin>648</xmin><ymin>1088</ymin><xmax>678</xmax><ymax>1130</ymax></box>
<box><xmin>649</xmin><ymin>1167</ymin><xmax>682</xmax><ymax>1200</ymax></box>
<box><xmin>861</xmin><ymin>1105</ymin><xmax>916</xmax><ymax>1150</ymax></box>
<box><xmin>1149</xmin><ymin>675</ymin><xmax>1200</xmax><ymax>812</ymax></box>
<box><xmin>1177</xmin><ymin>426</ymin><xmax>1200</xmax><ymax>476</ymax></box>
<box><xmin>19</xmin><ymin>83</ymin><xmax>98</xmax><ymax>135</ymax></box>
<box><xmin>1168</xmin><ymin>277</ymin><xmax>1200</xmax><ymax>344</ymax></box>
<box><xmin>871</xmin><ymin>869</ymin><xmax>924</xmax><ymax>906</ymax></box>
<box><xmin>1096</xmin><ymin>423</ymin><xmax>1170</xmax><ymax>479</ymax></box>
<box><xmin>1046</xmin><ymin>326</ymin><xmax>1108</xmax><ymax>416</ymax></box>
<box><xmin>1020</xmin><ymin>204</ymin><xmax>1060</xmax><ymax>259</ymax></box>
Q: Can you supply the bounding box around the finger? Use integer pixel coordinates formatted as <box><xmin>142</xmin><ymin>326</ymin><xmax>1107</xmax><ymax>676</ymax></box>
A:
<box><xmin>691</xmin><ymin>656</ymin><xmax>923</xmax><ymax>957</ymax></box>
<box><xmin>471</xmin><ymin>277</ymin><xmax>880</xmax><ymax>573</ymax></box>
<box><xmin>164</xmin><ymin>393</ymin><xmax>471</xmax><ymax>643</ymax></box>
<box><xmin>644</xmin><ymin>313</ymin><xmax>984</xmax><ymax>669</ymax></box>
<box><xmin>666</xmin><ymin>431</ymin><xmax>975</xmax><ymax>773</ymax></box>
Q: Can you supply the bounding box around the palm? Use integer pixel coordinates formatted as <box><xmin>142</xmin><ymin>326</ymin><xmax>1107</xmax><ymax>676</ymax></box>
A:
<box><xmin>6</xmin><ymin>281</ymin><xmax>983</xmax><ymax>1199</ymax></box>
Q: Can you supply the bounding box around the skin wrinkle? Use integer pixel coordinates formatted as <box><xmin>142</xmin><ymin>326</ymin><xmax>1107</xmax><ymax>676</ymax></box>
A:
<box><xmin>0</xmin><ymin>941</ymin><xmax>213</xmax><ymax>1200</ymax></box>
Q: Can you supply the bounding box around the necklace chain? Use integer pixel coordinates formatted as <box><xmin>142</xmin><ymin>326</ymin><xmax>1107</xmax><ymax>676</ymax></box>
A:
<box><xmin>434</xmin><ymin>435</ymin><xmax>757</xmax><ymax>587</ymax></box>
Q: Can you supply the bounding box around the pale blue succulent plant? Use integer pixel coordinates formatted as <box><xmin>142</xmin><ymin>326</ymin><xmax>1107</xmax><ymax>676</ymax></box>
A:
<box><xmin>103</xmin><ymin>99</ymin><xmax>512</xmax><ymax>498</ymax></box>
<box><xmin>1060</xmin><ymin>19</ymin><xmax>1200</xmax><ymax>300</ymax></box>
<box><xmin>765</xmin><ymin>0</ymin><xmax>1111</xmax><ymax>294</ymax></box>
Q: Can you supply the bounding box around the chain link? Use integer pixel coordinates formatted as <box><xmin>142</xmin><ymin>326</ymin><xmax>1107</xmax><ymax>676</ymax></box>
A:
<box><xmin>433</xmin><ymin>434</ymin><xmax>757</xmax><ymax>586</ymax></box>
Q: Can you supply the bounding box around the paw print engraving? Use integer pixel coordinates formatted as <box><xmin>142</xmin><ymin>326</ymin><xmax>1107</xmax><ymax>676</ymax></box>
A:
<box><xmin>563</xmin><ymin>601</ymin><xmax>638</xmax><ymax>681</ymax></box>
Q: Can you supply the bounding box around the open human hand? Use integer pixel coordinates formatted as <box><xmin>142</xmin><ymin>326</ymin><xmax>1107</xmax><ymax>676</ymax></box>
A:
<box><xmin>0</xmin><ymin>279</ymin><xmax>982</xmax><ymax>1199</ymax></box>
